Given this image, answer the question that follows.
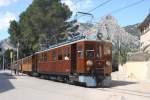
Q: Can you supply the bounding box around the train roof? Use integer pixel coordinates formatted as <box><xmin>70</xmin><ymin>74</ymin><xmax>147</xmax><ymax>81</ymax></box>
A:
<box><xmin>35</xmin><ymin>39</ymin><xmax>112</xmax><ymax>54</ymax></box>
<box><xmin>21</xmin><ymin>55</ymin><xmax>33</xmax><ymax>60</ymax></box>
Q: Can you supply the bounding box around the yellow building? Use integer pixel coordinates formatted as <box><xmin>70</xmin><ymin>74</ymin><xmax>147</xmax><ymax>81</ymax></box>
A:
<box><xmin>139</xmin><ymin>13</ymin><xmax>150</xmax><ymax>53</ymax></box>
<box><xmin>120</xmin><ymin>13</ymin><xmax>150</xmax><ymax>81</ymax></box>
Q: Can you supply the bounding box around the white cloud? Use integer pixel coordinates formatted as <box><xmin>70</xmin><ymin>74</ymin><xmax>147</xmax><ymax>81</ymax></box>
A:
<box><xmin>0</xmin><ymin>12</ymin><xmax>16</xmax><ymax>30</ymax></box>
<box><xmin>0</xmin><ymin>0</ymin><xmax>17</xmax><ymax>7</ymax></box>
<box><xmin>61</xmin><ymin>0</ymin><xmax>93</xmax><ymax>15</ymax></box>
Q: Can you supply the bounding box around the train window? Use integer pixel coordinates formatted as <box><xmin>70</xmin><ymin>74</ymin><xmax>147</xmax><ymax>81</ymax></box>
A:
<box><xmin>39</xmin><ymin>54</ymin><xmax>42</xmax><ymax>62</ymax></box>
<box><xmin>104</xmin><ymin>46</ymin><xmax>111</xmax><ymax>55</ymax></box>
<box><xmin>38</xmin><ymin>55</ymin><xmax>41</xmax><ymax>62</ymax></box>
<box><xmin>58</xmin><ymin>49</ymin><xmax>62</xmax><ymax>60</ymax></box>
<box><xmin>23</xmin><ymin>59</ymin><xmax>25</xmax><ymax>64</ymax></box>
<box><xmin>96</xmin><ymin>46</ymin><xmax>102</xmax><ymax>59</ymax></box>
<box><xmin>77</xmin><ymin>45</ymin><xmax>84</xmax><ymax>59</ymax></box>
<box><xmin>28</xmin><ymin>58</ymin><xmax>30</xmax><ymax>63</ymax></box>
<box><xmin>29</xmin><ymin>57</ymin><xmax>32</xmax><ymax>63</ymax></box>
<box><xmin>52</xmin><ymin>50</ymin><xmax>57</xmax><ymax>60</ymax></box>
<box><xmin>86</xmin><ymin>50</ymin><xmax>94</xmax><ymax>60</ymax></box>
<box><xmin>99</xmin><ymin>46</ymin><xmax>102</xmax><ymax>57</ymax></box>
<box><xmin>43</xmin><ymin>54</ymin><xmax>48</xmax><ymax>61</ymax></box>
<box><xmin>64</xmin><ymin>47</ymin><xmax>70</xmax><ymax>59</ymax></box>
<box><xmin>25</xmin><ymin>59</ymin><xmax>27</xmax><ymax>64</ymax></box>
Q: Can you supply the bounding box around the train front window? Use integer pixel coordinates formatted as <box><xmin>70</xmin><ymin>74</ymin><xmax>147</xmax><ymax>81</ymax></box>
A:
<box><xmin>86</xmin><ymin>50</ymin><xmax>94</xmax><ymax>60</ymax></box>
<box><xmin>96</xmin><ymin>46</ymin><xmax>102</xmax><ymax>59</ymax></box>
<box><xmin>104</xmin><ymin>46</ymin><xmax>111</xmax><ymax>55</ymax></box>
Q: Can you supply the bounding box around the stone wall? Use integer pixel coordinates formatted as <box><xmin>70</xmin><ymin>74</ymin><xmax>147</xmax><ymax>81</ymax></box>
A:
<box><xmin>120</xmin><ymin>61</ymin><xmax>150</xmax><ymax>81</ymax></box>
<box><xmin>127</xmin><ymin>52</ymin><xmax>150</xmax><ymax>61</ymax></box>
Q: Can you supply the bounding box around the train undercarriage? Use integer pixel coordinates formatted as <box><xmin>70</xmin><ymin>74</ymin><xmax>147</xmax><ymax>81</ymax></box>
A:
<box><xmin>32</xmin><ymin>72</ymin><xmax>111</xmax><ymax>87</ymax></box>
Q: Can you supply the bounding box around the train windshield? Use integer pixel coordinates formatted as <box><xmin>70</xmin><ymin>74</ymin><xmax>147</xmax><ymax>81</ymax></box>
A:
<box><xmin>104</xmin><ymin>46</ymin><xmax>111</xmax><ymax>55</ymax></box>
<box><xmin>86</xmin><ymin>50</ymin><xmax>94</xmax><ymax>60</ymax></box>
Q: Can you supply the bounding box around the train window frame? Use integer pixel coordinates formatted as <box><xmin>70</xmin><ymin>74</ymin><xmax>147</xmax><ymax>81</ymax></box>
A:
<box><xmin>58</xmin><ymin>48</ymin><xmax>62</xmax><ymax>60</ymax></box>
<box><xmin>25</xmin><ymin>58</ymin><xmax>28</xmax><ymax>64</ymax></box>
<box><xmin>52</xmin><ymin>50</ymin><xmax>57</xmax><ymax>61</ymax></box>
<box><xmin>77</xmin><ymin>45</ymin><xmax>84</xmax><ymax>59</ymax></box>
<box><xmin>86</xmin><ymin>50</ymin><xmax>95</xmax><ymax>60</ymax></box>
<box><xmin>39</xmin><ymin>54</ymin><xmax>43</xmax><ymax>62</ymax></box>
<box><xmin>96</xmin><ymin>46</ymin><xmax>102</xmax><ymax>59</ymax></box>
<box><xmin>64</xmin><ymin>47</ymin><xmax>70</xmax><ymax>60</ymax></box>
<box><xmin>38</xmin><ymin>54</ymin><xmax>41</xmax><ymax>62</ymax></box>
<box><xmin>43</xmin><ymin>53</ymin><xmax>48</xmax><ymax>61</ymax></box>
<box><xmin>104</xmin><ymin>46</ymin><xmax>111</xmax><ymax>55</ymax></box>
<box><xmin>29</xmin><ymin>57</ymin><xmax>32</xmax><ymax>63</ymax></box>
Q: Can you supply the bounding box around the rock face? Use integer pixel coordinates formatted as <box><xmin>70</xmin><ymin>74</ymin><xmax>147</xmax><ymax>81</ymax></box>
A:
<box><xmin>0</xmin><ymin>39</ymin><xmax>16</xmax><ymax>54</ymax></box>
<box><xmin>83</xmin><ymin>15</ymin><xmax>140</xmax><ymax>51</ymax></box>
<box><xmin>124</xmin><ymin>24</ymin><xmax>141</xmax><ymax>38</ymax></box>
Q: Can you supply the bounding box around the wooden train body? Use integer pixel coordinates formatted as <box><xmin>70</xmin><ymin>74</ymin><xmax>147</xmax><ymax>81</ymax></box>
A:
<box><xmin>11</xmin><ymin>40</ymin><xmax>112</xmax><ymax>87</ymax></box>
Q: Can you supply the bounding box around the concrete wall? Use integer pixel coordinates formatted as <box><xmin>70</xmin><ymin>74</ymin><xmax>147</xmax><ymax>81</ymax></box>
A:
<box><xmin>119</xmin><ymin>61</ymin><xmax>150</xmax><ymax>81</ymax></box>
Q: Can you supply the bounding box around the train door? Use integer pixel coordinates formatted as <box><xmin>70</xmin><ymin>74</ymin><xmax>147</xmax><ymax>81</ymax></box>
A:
<box><xmin>32</xmin><ymin>55</ymin><xmax>37</xmax><ymax>72</ymax></box>
<box><xmin>71</xmin><ymin>43</ymin><xmax>77</xmax><ymax>73</ymax></box>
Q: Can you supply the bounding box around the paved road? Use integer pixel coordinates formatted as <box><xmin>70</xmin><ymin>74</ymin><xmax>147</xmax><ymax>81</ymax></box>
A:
<box><xmin>0</xmin><ymin>70</ymin><xmax>150</xmax><ymax>100</ymax></box>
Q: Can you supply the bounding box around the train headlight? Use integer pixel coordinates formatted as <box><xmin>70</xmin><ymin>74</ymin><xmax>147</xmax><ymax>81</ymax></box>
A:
<box><xmin>86</xmin><ymin>60</ymin><xmax>93</xmax><ymax>67</ymax></box>
<box><xmin>86</xmin><ymin>66</ymin><xmax>90</xmax><ymax>71</ymax></box>
<box><xmin>106</xmin><ymin>61</ymin><xmax>111</xmax><ymax>66</ymax></box>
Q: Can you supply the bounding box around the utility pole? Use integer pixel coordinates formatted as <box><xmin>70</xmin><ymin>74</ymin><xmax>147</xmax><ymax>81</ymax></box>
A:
<box><xmin>17</xmin><ymin>42</ymin><xmax>19</xmax><ymax>60</ymax></box>
<box><xmin>10</xmin><ymin>50</ymin><xmax>13</xmax><ymax>74</ymax></box>
<box><xmin>0</xmin><ymin>48</ymin><xmax>2</xmax><ymax>69</ymax></box>
<box><xmin>2</xmin><ymin>53</ymin><xmax>4</xmax><ymax>70</ymax></box>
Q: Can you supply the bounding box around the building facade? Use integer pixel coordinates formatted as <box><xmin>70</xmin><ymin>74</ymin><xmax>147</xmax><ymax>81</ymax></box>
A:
<box><xmin>139</xmin><ymin>13</ymin><xmax>150</xmax><ymax>53</ymax></box>
<box><xmin>119</xmin><ymin>13</ymin><xmax>150</xmax><ymax>81</ymax></box>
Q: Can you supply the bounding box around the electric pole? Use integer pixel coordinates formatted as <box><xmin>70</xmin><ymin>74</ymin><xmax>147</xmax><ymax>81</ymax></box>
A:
<box><xmin>17</xmin><ymin>42</ymin><xmax>19</xmax><ymax>60</ymax></box>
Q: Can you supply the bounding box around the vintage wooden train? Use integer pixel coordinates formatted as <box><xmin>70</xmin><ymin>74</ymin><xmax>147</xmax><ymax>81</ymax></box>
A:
<box><xmin>10</xmin><ymin>39</ymin><xmax>112</xmax><ymax>87</ymax></box>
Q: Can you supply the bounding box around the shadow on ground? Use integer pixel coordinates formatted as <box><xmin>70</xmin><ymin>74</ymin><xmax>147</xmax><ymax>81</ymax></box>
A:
<box><xmin>0</xmin><ymin>72</ymin><xmax>16</xmax><ymax>93</ymax></box>
<box><xmin>111</xmin><ymin>80</ymin><xmax>137</xmax><ymax>87</ymax></box>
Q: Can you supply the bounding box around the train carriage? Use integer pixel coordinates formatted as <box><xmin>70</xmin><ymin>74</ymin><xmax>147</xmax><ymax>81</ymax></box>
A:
<box><xmin>10</xmin><ymin>39</ymin><xmax>112</xmax><ymax>87</ymax></box>
<box><xmin>36</xmin><ymin>39</ymin><xmax>112</xmax><ymax>87</ymax></box>
<box><xmin>22</xmin><ymin>56</ymin><xmax>33</xmax><ymax>73</ymax></box>
<box><xmin>36</xmin><ymin>44</ymin><xmax>72</xmax><ymax>75</ymax></box>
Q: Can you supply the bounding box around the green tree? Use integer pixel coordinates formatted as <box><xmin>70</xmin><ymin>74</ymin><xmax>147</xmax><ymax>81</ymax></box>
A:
<box><xmin>9</xmin><ymin>0</ymin><xmax>72</xmax><ymax>57</ymax></box>
<box><xmin>8</xmin><ymin>20</ymin><xmax>20</xmax><ymax>45</ymax></box>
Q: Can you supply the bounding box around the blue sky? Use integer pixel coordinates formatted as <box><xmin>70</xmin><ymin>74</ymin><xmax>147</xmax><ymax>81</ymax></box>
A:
<box><xmin>0</xmin><ymin>0</ymin><xmax>150</xmax><ymax>41</ymax></box>
<box><xmin>0</xmin><ymin>0</ymin><xmax>32</xmax><ymax>41</ymax></box>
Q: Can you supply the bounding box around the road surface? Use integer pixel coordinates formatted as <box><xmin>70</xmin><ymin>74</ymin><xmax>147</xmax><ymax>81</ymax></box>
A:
<box><xmin>0</xmin><ymin>70</ymin><xmax>150</xmax><ymax>100</ymax></box>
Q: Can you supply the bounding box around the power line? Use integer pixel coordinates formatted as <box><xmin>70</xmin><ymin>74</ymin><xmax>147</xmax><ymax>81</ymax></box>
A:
<box><xmin>93</xmin><ymin>0</ymin><xmax>146</xmax><ymax>22</ymax></box>
<box><xmin>78</xmin><ymin>0</ymin><xmax>112</xmax><ymax>19</ymax></box>
<box><xmin>88</xmin><ymin>0</ymin><xmax>112</xmax><ymax>13</ymax></box>
<box><xmin>110</xmin><ymin>0</ymin><xmax>145</xmax><ymax>14</ymax></box>
<box><xmin>77</xmin><ymin>0</ymin><xmax>145</xmax><ymax>23</ymax></box>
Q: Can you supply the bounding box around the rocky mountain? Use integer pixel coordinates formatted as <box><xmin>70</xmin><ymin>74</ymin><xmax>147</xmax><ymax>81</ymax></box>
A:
<box><xmin>71</xmin><ymin>15</ymin><xmax>140</xmax><ymax>70</ymax></box>
<box><xmin>124</xmin><ymin>24</ymin><xmax>141</xmax><ymax>38</ymax></box>
<box><xmin>80</xmin><ymin>15</ymin><xmax>140</xmax><ymax>52</ymax></box>
<box><xmin>0</xmin><ymin>39</ymin><xmax>16</xmax><ymax>54</ymax></box>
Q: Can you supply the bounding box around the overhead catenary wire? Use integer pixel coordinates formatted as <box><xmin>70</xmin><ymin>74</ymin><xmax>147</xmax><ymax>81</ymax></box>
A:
<box><xmin>76</xmin><ymin>0</ymin><xmax>145</xmax><ymax>24</ymax></box>
<box><xmin>110</xmin><ymin>0</ymin><xmax>145</xmax><ymax>14</ymax></box>
<box><xmin>87</xmin><ymin>0</ymin><xmax>112</xmax><ymax>13</ymax></box>
<box><xmin>77</xmin><ymin>0</ymin><xmax>112</xmax><ymax>19</ymax></box>
<box><xmin>93</xmin><ymin>0</ymin><xmax>146</xmax><ymax>22</ymax></box>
